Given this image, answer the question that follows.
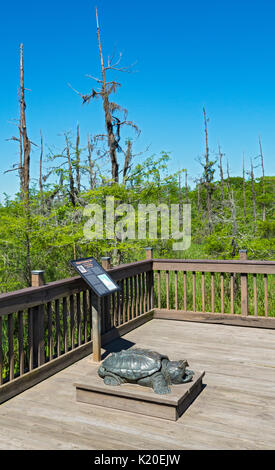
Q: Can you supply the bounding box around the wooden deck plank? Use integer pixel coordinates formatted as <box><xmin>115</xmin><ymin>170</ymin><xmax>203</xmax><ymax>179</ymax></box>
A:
<box><xmin>0</xmin><ymin>319</ymin><xmax>274</xmax><ymax>450</ymax></box>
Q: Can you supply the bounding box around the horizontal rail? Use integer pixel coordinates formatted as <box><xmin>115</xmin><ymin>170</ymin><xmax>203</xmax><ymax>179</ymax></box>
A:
<box><xmin>152</xmin><ymin>259</ymin><xmax>275</xmax><ymax>274</ymax></box>
<box><xmin>0</xmin><ymin>260</ymin><xmax>152</xmax><ymax>316</ymax></box>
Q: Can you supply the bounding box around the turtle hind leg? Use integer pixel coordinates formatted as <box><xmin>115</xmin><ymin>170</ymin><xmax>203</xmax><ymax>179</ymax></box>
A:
<box><xmin>151</xmin><ymin>373</ymin><xmax>171</xmax><ymax>394</ymax></box>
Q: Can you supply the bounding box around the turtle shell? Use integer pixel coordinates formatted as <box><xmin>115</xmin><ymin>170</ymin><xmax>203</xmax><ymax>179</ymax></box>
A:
<box><xmin>101</xmin><ymin>348</ymin><xmax>169</xmax><ymax>381</ymax></box>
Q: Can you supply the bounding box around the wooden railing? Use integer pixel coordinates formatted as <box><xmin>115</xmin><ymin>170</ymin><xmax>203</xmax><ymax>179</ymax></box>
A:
<box><xmin>152</xmin><ymin>254</ymin><xmax>275</xmax><ymax>324</ymax></box>
<box><xmin>0</xmin><ymin>248</ymin><xmax>274</xmax><ymax>403</ymax></box>
<box><xmin>0</xmin><ymin>258</ymin><xmax>154</xmax><ymax>403</ymax></box>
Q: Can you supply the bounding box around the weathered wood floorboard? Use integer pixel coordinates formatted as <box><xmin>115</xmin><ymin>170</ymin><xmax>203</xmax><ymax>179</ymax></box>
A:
<box><xmin>0</xmin><ymin>319</ymin><xmax>274</xmax><ymax>450</ymax></box>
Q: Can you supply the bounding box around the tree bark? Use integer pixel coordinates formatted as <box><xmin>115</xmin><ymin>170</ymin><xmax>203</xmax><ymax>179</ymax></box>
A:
<box><xmin>259</xmin><ymin>135</ymin><xmax>266</xmax><ymax>221</ymax></box>
<box><xmin>96</xmin><ymin>8</ymin><xmax>119</xmax><ymax>183</ymax></box>
<box><xmin>242</xmin><ymin>153</ymin><xmax>247</xmax><ymax>218</ymax></box>
<box><xmin>75</xmin><ymin>121</ymin><xmax>81</xmax><ymax>193</ymax></box>
<box><xmin>20</xmin><ymin>43</ymin><xmax>31</xmax><ymax>205</ymax></box>
<box><xmin>65</xmin><ymin>134</ymin><xmax>76</xmax><ymax>206</ymax></box>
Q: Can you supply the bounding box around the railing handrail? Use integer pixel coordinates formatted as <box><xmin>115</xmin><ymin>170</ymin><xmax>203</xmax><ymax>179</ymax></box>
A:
<box><xmin>152</xmin><ymin>258</ymin><xmax>275</xmax><ymax>274</ymax></box>
<box><xmin>0</xmin><ymin>259</ymin><xmax>152</xmax><ymax>316</ymax></box>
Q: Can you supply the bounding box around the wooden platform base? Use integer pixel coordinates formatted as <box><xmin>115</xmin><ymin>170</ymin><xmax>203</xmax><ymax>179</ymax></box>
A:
<box><xmin>74</xmin><ymin>368</ymin><xmax>205</xmax><ymax>421</ymax></box>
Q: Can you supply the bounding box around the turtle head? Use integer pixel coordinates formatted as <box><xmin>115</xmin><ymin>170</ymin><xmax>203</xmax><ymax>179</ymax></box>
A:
<box><xmin>166</xmin><ymin>359</ymin><xmax>194</xmax><ymax>384</ymax></box>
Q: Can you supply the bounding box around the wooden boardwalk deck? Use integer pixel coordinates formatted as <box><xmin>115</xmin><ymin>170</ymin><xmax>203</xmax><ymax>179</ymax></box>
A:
<box><xmin>0</xmin><ymin>319</ymin><xmax>274</xmax><ymax>450</ymax></box>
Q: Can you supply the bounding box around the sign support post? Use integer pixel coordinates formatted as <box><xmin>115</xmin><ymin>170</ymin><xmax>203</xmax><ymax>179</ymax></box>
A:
<box><xmin>92</xmin><ymin>295</ymin><xmax>101</xmax><ymax>362</ymax></box>
<box><xmin>70</xmin><ymin>256</ymin><xmax>120</xmax><ymax>363</ymax></box>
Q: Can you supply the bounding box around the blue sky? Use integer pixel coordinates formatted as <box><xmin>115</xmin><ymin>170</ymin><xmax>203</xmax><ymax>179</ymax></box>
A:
<box><xmin>0</xmin><ymin>0</ymin><xmax>275</xmax><ymax>199</ymax></box>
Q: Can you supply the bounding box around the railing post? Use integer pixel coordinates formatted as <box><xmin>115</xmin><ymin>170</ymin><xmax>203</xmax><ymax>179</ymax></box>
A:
<box><xmin>31</xmin><ymin>270</ymin><xmax>45</xmax><ymax>287</ymax></box>
<box><xmin>146</xmin><ymin>248</ymin><xmax>154</xmax><ymax>310</ymax></box>
<box><xmin>145</xmin><ymin>247</ymin><xmax>153</xmax><ymax>260</ymax></box>
<box><xmin>31</xmin><ymin>271</ymin><xmax>45</xmax><ymax>367</ymax></box>
<box><xmin>101</xmin><ymin>256</ymin><xmax>111</xmax><ymax>270</ymax></box>
<box><xmin>239</xmin><ymin>250</ymin><xmax>248</xmax><ymax>316</ymax></box>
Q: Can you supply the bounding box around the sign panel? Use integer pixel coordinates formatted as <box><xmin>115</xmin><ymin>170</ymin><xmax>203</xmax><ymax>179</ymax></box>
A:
<box><xmin>70</xmin><ymin>257</ymin><xmax>120</xmax><ymax>297</ymax></box>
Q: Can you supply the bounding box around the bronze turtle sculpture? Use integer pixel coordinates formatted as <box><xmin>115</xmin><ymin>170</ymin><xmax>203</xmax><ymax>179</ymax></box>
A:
<box><xmin>98</xmin><ymin>348</ymin><xmax>194</xmax><ymax>394</ymax></box>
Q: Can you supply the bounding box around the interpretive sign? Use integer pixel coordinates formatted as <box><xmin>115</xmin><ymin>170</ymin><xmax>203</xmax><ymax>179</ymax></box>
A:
<box><xmin>70</xmin><ymin>257</ymin><xmax>120</xmax><ymax>297</ymax></box>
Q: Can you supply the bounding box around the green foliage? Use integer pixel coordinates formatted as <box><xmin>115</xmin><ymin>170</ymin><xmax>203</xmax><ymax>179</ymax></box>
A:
<box><xmin>0</xmin><ymin>150</ymin><xmax>274</xmax><ymax>293</ymax></box>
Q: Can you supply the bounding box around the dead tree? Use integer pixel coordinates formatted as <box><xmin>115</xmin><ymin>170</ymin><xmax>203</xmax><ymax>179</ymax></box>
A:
<box><xmin>20</xmin><ymin>44</ymin><xmax>31</xmax><ymax>205</ymax></box>
<box><xmin>39</xmin><ymin>130</ymin><xmax>43</xmax><ymax>194</ymax></box>
<box><xmin>250</xmin><ymin>159</ymin><xmax>257</xmax><ymax>232</ymax></box>
<box><xmin>70</xmin><ymin>7</ymin><xmax>139</xmax><ymax>183</ymax></box>
<box><xmin>122</xmin><ymin>139</ymin><xmax>132</xmax><ymax>184</ymax></box>
<box><xmin>87</xmin><ymin>135</ymin><xmax>96</xmax><ymax>189</ymax></box>
<box><xmin>75</xmin><ymin>121</ymin><xmax>81</xmax><ymax>194</ymax></box>
<box><xmin>258</xmin><ymin>135</ymin><xmax>266</xmax><ymax>221</ymax></box>
<box><xmin>202</xmin><ymin>106</ymin><xmax>214</xmax><ymax>232</ymax></box>
<box><xmin>65</xmin><ymin>134</ymin><xmax>76</xmax><ymax>206</ymax></box>
<box><xmin>242</xmin><ymin>153</ymin><xmax>247</xmax><ymax>218</ymax></box>
<box><xmin>218</xmin><ymin>144</ymin><xmax>225</xmax><ymax>215</ymax></box>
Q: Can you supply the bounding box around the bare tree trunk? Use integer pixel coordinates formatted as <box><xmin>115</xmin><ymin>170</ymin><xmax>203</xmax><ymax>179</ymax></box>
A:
<box><xmin>242</xmin><ymin>153</ymin><xmax>247</xmax><ymax>218</ymax></box>
<box><xmin>96</xmin><ymin>8</ymin><xmax>119</xmax><ymax>183</ymax></box>
<box><xmin>259</xmin><ymin>135</ymin><xmax>266</xmax><ymax>221</ymax></box>
<box><xmin>203</xmin><ymin>105</ymin><xmax>212</xmax><ymax>232</ymax></box>
<box><xmin>250</xmin><ymin>159</ymin><xmax>257</xmax><ymax>232</ymax></box>
<box><xmin>185</xmin><ymin>170</ymin><xmax>189</xmax><ymax>203</ymax></box>
<box><xmin>197</xmin><ymin>178</ymin><xmax>201</xmax><ymax>213</ymax></box>
<box><xmin>20</xmin><ymin>43</ymin><xmax>31</xmax><ymax>205</ymax></box>
<box><xmin>20</xmin><ymin>43</ymin><xmax>31</xmax><ymax>285</ymax></box>
<box><xmin>65</xmin><ymin>134</ymin><xmax>76</xmax><ymax>206</ymax></box>
<box><xmin>75</xmin><ymin>121</ymin><xmax>81</xmax><ymax>194</ymax></box>
<box><xmin>229</xmin><ymin>188</ymin><xmax>238</xmax><ymax>256</ymax></box>
<box><xmin>122</xmin><ymin>139</ymin><xmax>132</xmax><ymax>184</ymax></box>
<box><xmin>87</xmin><ymin>135</ymin><xmax>95</xmax><ymax>189</ymax></box>
<box><xmin>39</xmin><ymin>130</ymin><xmax>43</xmax><ymax>194</ymax></box>
<box><xmin>218</xmin><ymin>144</ymin><xmax>225</xmax><ymax>214</ymax></box>
<box><xmin>17</xmin><ymin>87</ymin><xmax>24</xmax><ymax>196</ymax></box>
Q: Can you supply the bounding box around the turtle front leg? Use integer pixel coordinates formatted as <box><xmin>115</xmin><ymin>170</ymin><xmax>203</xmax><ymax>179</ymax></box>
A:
<box><xmin>103</xmin><ymin>372</ymin><xmax>125</xmax><ymax>386</ymax></box>
<box><xmin>151</xmin><ymin>372</ymin><xmax>171</xmax><ymax>394</ymax></box>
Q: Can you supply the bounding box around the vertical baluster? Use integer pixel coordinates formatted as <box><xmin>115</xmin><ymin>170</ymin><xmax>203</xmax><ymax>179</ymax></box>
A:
<box><xmin>89</xmin><ymin>290</ymin><xmax>93</xmax><ymax>340</ymax></box>
<box><xmin>230</xmin><ymin>274</ymin><xmax>234</xmax><ymax>315</ymax></box>
<box><xmin>138</xmin><ymin>274</ymin><xmax>142</xmax><ymax>316</ymax></box>
<box><xmin>70</xmin><ymin>294</ymin><xmax>75</xmax><ymax>349</ymax></box>
<box><xmin>183</xmin><ymin>271</ymin><xmax>187</xmax><ymax>311</ymax></box>
<box><xmin>76</xmin><ymin>293</ymin><xmax>81</xmax><ymax>346</ymax></box>
<box><xmin>111</xmin><ymin>292</ymin><xmax>115</xmax><ymax>328</ymax></box>
<box><xmin>47</xmin><ymin>302</ymin><xmax>53</xmax><ymax>361</ymax></box>
<box><xmin>264</xmin><ymin>274</ymin><xmax>268</xmax><ymax>317</ymax></box>
<box><xmin>150</xmin><ymin>270</ymin><xmax>154</xmax><ymax>310</ymax></box>
<box><xmin>146</xmin><ymin>271</ymin><xmax>150</xmax><ymax>311</ymax></box>
<box><xmin>166</xmin><ymin>271</ymin><xmax>169</xmax><ymax>310</ymax></box>
<box><xmin>211</xmin><ymin>272</ymin><xmax>215</xmax><ymax>313</ymax></box>
<box><xmin>117</xmin><ymin>281</ymin><xmax>122</xmax><ymax>325</ymax></box>
<box><xmin>125</xmin><ymin>277</ymin><xmax>129</xmax><ymax>322</ymax></box>
<box><xmin>63</xmin><ymin>297</ymin><xmax>68</xmax><ymax>353</ymax></box>
<box><xmin>8</xmin><ymin>313</ymin><xmax>14</xmax><ymax>381</ymax></box>
<box><xmin>121</xmin><ymin>279</ymin><xmax>125</xmax><ymax>324</ymax></box>
<box><xmin>157</xmin><ymin>271</ymin><xmax>161</xmax><ymax>309</ymax></box>
<box><xmin>100</xmin><ymin>298</ymin><xmax>105</xmax><ymax>334</ymax></box>
<box><xmin>142</xmin><ymin>272</ymin><xmax>146</xmax><ymax>314</ymax></box>
<box><xmin>220</xmin><ymin>273</ymin><xmax>224</xmax><ymax>314</ymax></box>
<box><xmin>28</xmin><ymin>308</ymin><xmax>33</xmax><ymax>371</ymax></box>
<box><xmin>174</xmin><ymin>271</ymin><xmax>178</xmax><ymax>310</ymax></box>
<box><xmin>201</xmin><ymin>272</ymin><xmax>205</xmax><ymax>312</ymax></box>
<box><xmin>0</xmin><ymin>316</ymin><xmax>2</xmax><ymax>384</ymax></box>
<box><xmin>192</xmin><ymin>272</ymin><xmax>196</xmax><ymax>312</ymax></box>
<box><xmin>18</xmin><ymin>310</ymin><xmax>24</xmax><ymax>376</ymax></box>
<box><xmin>133</xmin><ymin>275</ymin><xmax>136</xmax><ymax>318</ymax></box>
<box><xmin>83</xmin><ymin>291</ymin><xmax>88</xmax><ymax>343</ymax></box>
<box><xmin>55</xmin><ymin>299</ymin><xmax>61</xmax><ymax>356</ymax></box>
<box><xmin>253</xmin><ymin>274</ymin><xmax>257</xmax><ymax>316</ymax></box>
<box><xmin>130</xmin><ymin>277</ymin><xmax>134</xmax><ymax>320</ymax></box>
